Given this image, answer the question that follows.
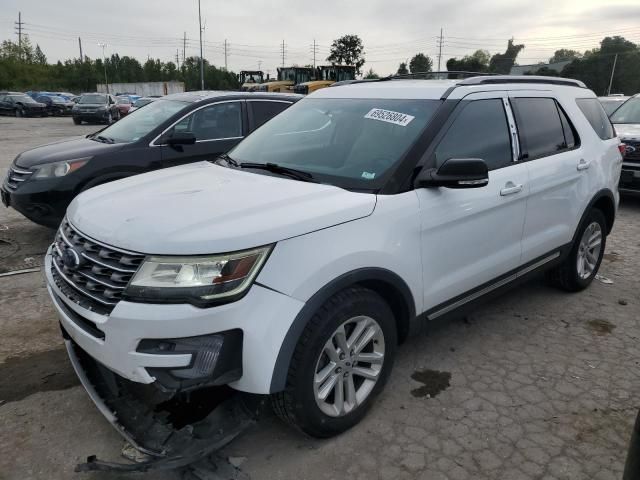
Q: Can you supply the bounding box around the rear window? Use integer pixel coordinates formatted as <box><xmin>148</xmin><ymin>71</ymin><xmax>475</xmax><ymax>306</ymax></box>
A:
<box><xmin>512</xmin><ymin>98</ymin><xmax>571</xmax><ymax>159</ymax></box>
<box><xmin>576</xmin><ymin>98</ymin><xmax>615</xmax><ymax>140</ymax></box>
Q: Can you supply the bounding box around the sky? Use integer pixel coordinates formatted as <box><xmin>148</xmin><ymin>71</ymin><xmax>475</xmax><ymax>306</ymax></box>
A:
<box><xmin>1</xmin><ymin>0</ymin><xmax>640</xmax><ymax>77</ymax></box>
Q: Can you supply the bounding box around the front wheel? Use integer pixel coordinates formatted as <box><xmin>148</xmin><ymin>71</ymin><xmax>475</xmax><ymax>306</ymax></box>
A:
<box><xmin>73</xmin><ymin>117</ymin><xmax>81</xmax><ymax>125</ymax></box>
<box><xmin>15</xmin><ymin>107</ymin><xmax>23</xmax><ymax>118</ymax></box>
<box><xmin>272</xmin><ymin>287</ymin><xmax>397</xmax><ymax>438</ymax></box>
<box><xmin>106</xmin><ymin>112</ymin><xmax>113</xmax><ymax>124</ymax></box>
<box><xmin>546</xmin><ymin>208</ymin><xmax>607</xmax><ymax>291</ymax></box>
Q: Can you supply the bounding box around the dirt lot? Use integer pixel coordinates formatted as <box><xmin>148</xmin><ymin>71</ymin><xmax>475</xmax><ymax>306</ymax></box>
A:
<box><xmin>1</xmin><ymin>117</ymin><xmax>639</xmax><ymax>480</ymax></box>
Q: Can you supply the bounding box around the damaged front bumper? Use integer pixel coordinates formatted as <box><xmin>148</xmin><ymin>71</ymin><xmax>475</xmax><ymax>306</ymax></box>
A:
<box><xmin>63</xmin><ymin>330</ymin><xmax>259</xmax><ymax>472</ymax></box>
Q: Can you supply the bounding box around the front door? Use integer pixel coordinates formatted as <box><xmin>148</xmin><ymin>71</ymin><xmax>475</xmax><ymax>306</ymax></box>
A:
<box><xmin>159</xmin><ymin>100</ymin><xmax>245</xmax><ymax>167</ymax></box>
<box><xmin>415</xmin><ymin>92</ymin><xmax>529</xmax><ymax>312</ymax></box>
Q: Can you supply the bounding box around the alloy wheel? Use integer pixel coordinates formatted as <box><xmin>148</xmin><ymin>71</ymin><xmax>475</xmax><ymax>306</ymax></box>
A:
<box><xmin>313</xmin><ymin>315</ymin><xmax>385</xmax><ymax>417</ymax></box>
<box><xmin>577</xmin><ymin>221</ymin><xmax>602</xmax><ymax>280</ymax></box>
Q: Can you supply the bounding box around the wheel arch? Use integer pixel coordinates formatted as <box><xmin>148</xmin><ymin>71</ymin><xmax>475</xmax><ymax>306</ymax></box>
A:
<box><xmin>578</xmin><ymin>188</ymin><xmax>616</xmax><ymax>238</ymax></box>
<box><xmin>269</xmin><ymin>267</ymin><xmax>415</xmax><ymax>393</ymax></box>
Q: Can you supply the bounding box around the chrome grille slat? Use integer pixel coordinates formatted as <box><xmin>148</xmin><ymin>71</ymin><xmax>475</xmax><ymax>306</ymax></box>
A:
<box><xmin>50</xmin><ymin>219</ymin><xmax>144</xmax><ymax>314</ymax></box>
<box><xmin>4</xmin><ymin>165</ymin><xmax>33</xmax><ymax>191</ymax></box>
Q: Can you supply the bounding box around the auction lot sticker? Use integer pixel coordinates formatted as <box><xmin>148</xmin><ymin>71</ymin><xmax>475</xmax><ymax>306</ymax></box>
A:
<box><xmin>364</xmin><ymin>108</ymin><xmax>415</xmax><ymax>127</ymax></box>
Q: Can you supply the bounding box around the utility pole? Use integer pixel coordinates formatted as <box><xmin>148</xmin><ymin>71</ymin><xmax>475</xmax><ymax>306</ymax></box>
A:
<box><xmin>98</xmin><ymin>43</ymin><xmax>109</xmax><ymax>94</ymax></box>
<box><xmin>437</xmin><ymin>27</ymin><xmax>443</xmax><ymax>71</ymax></box>
<box><xmin>78</xmin><ymin>37</ymin><xmax>83</xmax><ymax>61</ymax></box>
<box><xmin>176</xmin><ymin>49</ymin><xmax>180</xmax><ymax>68</ymax></box>
<box><xmin>281</xmin><ymin>40</ymin><xmax>286</xmax><ymax>68</ymax></box>
<box><xmin>607</xmin><ymin>53</ymin><xmax>618</xmax><ymax>96</ymax></box>
<box><xmin>258</xmin><ymin>60</ymin><xmax>262</xmax><ymax>71</ymax></box>
<box><xmin>224</xmin><ymin>39</ymin><xmax>228</xmax><ymax>70</ymax></box>
<box><xmin>198</xmin><ymin>0</ymin><xmax>204</xmax><ymax>90</ymax></box>
<box><xmin>183</xmin><ymin>32</ymin><xmax>186</xmax><ymax>65</ymax></box>
<box><xmin>310</xmin><ymin>39</ymin><xmax>319</xmax><ymax>69</ymax></box>
<box><xmin>15</xmin><ymin>12</ymin><xmax>23</xmax><ymax>49</ymax></box>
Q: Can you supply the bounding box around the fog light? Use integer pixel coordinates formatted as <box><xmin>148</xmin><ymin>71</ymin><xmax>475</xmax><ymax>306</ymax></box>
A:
<box><xmin>171</xmin><ymin>335</ymin><xmax>224</xmax><ymax>379</ymax></box>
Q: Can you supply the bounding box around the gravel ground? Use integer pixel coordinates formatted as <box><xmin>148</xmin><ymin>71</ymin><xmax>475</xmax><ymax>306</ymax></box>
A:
<box><xmin>0</xmin><ymin>117</ymin><xmax>639</xmax><ymax>480</ymax></box>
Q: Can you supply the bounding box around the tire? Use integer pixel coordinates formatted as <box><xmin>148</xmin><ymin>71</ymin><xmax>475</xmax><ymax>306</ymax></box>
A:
<box><xmin>106</xmin><ymin>112</ymin><xmax>113</xmax><ymax>124</ymax></box>
<box><xmin>271</xmin><ymin>287</ymin><xmax>397</xmax><ymax>438</ymax></box>
<box><xmin>73</xmin><ymin>117</ymin><xmax>81</xmax><ymax>125</ymax></box>
<box><xmin>15</xmin><ymin>107</ymin><xmax>23</xmax><ymax>118</ymax></box>
<box><xmin>546</xmin><ymin>208</ymin><xmax>607</xmax><ymax>292</ymax></box>
<box><xmin>115</xmin><ymin>110</ymin><xmax>121</xmax><ymax>121</ymax></box>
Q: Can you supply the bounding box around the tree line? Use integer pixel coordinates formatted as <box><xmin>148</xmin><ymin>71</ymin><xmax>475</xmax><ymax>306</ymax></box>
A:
<box><xmin>0</xmin><ymin>36</ymin><xmax>239</xmax><ymax>92</ymax></box>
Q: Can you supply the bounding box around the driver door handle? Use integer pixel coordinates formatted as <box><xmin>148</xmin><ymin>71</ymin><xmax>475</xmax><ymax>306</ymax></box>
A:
<box><xmin>577</xmin><ymin>158</ymin><xmax>591</xmax><ymax>171</ymax></box>
<box><xmin>500</xmin><ymin>181</ymin><xmax>523</xmax><ymax>196</ymax></box>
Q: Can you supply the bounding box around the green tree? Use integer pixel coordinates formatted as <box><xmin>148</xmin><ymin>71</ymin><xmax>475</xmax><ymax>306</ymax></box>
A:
<box><xmin>397</xmin><ymin>62</ymin><xmax>408</xmax><ymax>75</ymax></box>
<box><xmin>548</xmin><ymin>49</ymin><xmax>582</xmax><ymax>64</ymax></box>
<box><xmin>489</xmin><ymin>39</ymin><xmax>525</xmax><ymax>74</ymax></box>
<box><xmin>363</xmin><ymin>68</ymin><xmax>379</xmax><ymax>79</ymax></box>
<box><xmin>447</xmin><ymin>49</ymin><xmax>491</xmax><ymax>73</ymax></box>
<box><xmin>409</xmin><ymin>53</ymin><xmax>432</xmax><ymax>73</ymax></box>
<box><xmin>34</xmin><ymin>44</ymin><xmax>46</xmax><ymax>65</ymax></box>
<box><xmin>327</xmin><ymin>34</ymin><xmax>365</xmax><ymax>75</ymax></box>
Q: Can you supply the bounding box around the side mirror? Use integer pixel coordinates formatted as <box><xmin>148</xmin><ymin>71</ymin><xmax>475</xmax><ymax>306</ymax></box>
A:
<box><xmin>166</xmin><ymin>131</ymin><xmax>197</xmax><ymax>146</ymax></box>
<box><xmin>414</xmin><ymin>158</ymin><xmax>489</xmax><ymax>189</ymax></box>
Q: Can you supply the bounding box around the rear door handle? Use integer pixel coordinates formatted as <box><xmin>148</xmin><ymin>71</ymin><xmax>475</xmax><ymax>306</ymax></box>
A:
<box><xmin>500</xmin><ymin>182</ymin><xmax>523</xmax><ymax>196</ymax></box>
<box><xmin>577</xmin><ymin>158</ymin><xmax>591</xmax><ymax>171</ymax></box>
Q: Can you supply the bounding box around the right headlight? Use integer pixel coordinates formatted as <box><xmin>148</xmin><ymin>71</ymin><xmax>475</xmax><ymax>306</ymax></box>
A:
<box><xmin>124</xmin><ymin>246</ymin><xmax>272</xmax><ymax>306</ymax></box>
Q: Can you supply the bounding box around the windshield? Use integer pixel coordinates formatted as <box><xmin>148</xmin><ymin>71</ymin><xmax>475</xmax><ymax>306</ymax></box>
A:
<box><xmin>133</xmin><ymin>98</ymin><xmax>153</xmax><ymax>108</ymax></box>
<box><xmin>229</xmin><ymin>98</ymin><xmax>441</xmax><ymax>190</ymax></box>
<box><xmin>610</xmin><ymin>97</ymin><xmax>640</xmax><ymax>124</ymax></box>
<box><xmin>49</xmin><ymin>96</ymin><xmax>67</xmax><ymax>102</ymax></box>
<box><xmin>95</xmin><ymin>99</ymin><xmax>187</xmax><ymax>143</ymax></box>
<box><xmin>9</xmin><ymin>95</ymin><xmax>37</xmax><ymax>103</ymax></box>
<box><xmin>79</xmin><ymin>94</ymin><xmax>107</xmax><ymax>104</ymax></box>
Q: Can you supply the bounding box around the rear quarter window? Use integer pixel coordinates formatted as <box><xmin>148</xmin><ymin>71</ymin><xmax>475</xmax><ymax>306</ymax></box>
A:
<box><xmin>576</xmin><ymin>98</ymin><xmax>615</xmax><ymax>140</ymax></box>
<box><xmin>511</xmin><ymin>98</ymin><xmax>569</xmax><ymax>160</ymax></box>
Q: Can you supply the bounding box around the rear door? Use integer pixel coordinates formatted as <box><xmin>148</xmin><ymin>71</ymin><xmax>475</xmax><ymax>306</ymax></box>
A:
<box><xmin>159</xmin><ymin>100</ymin><xmax>246</xmax><ymax>167</ymax></box>
<box><xmin>416</xmin><ymin>91</ymin><xmax>529</xmax><ymax>312</ymax></box>
<box><xmin>247</xmin><ymin>99</ymin><xmax>293</xmax><ymax>132</ymax></box>
<box><xmin>0</xmin><ymin>96</ymin><xmax>12</xmax><ymax>114</ymax></box>
<box><xmin>509</xmin><ymin>93</ymin><xmax>584</xmax><ymax>263</ymax></box>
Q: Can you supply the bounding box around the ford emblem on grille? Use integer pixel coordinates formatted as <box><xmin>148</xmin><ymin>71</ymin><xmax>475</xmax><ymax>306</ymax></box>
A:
<box><xmin>62</xmin><ymin>247</ymin><xmax>82</xmax><ymax>270</ymax></box>
<box><xmin>626</xmin><ymin>145</ymin><xmax>637</xmax><ymax>154</ymax></box>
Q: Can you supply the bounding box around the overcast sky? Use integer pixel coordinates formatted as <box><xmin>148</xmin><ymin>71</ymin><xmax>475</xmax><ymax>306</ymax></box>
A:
<box><xmin>1</xmin><ymin>0</ymin><xmax>640</xmax><ymax>77</ymax></box>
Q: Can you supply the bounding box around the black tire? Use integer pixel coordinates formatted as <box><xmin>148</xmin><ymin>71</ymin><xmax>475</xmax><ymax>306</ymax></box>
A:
<box><xmin>73</xmin><ymin>117</ymin><xmax>81</xmax><ymax>125</ymax></box>
<box><xmin>15</xmin><ymin>107</ymin><xmax>23</xmax><ymax>118</ymax></box>
<box><xmin>546</xmin><ymin>208</ymin><xmax>607</xmax><ymax>292</ymax></box>
<box><xmin>106</xmin><ymin>112</ymin><xmax>113</xmax><ymax>124</ymax></box>
<box><xmin>271</xmin><ymin>287</ymin><xmax>397</xmax><ymax>438</ymax></box>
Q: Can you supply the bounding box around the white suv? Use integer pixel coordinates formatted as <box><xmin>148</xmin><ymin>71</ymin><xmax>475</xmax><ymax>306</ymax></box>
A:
<box><xmin>46</xmin><ymin>76</ymin><xmax>622</xmax><ymax>442</ymax></box>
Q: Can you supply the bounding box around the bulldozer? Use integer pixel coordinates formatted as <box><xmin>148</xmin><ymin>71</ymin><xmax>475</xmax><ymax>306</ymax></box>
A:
<box><xmin>293</xmin><ymin>65</ymin><xmax>357</xmax><ymax>94</ymax></box>
<box><xmin>254</xmin><ymin>67</ymin><xmax>315</xmax><ymax>92</ymax></box>
<box><xmin>239</xmin><ymin>70</ymin><xmax>265</xmax><ymax>91</ymax></box>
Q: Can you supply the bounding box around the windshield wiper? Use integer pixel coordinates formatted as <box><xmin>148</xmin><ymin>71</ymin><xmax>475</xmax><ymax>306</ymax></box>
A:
<box><xmin>93</xmin><ymin>135</ymin><xmax>115</xmax><ymax>144</ymax></box>
<box><xmin>213</xmin><ymin>153</ymin><xmax>239</xmax><ymax>167</ymax></box>
<box><xmin>239</xmin><ymin>162</ymin><xmax>317</xmax><ymax>183</ymax></box>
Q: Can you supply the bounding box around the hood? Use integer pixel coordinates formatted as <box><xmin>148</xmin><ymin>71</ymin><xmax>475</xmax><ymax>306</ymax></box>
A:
<box><xmin>614</xmin><ymin>123</ymin><xmax>640</xmax><ymax>141</ymax></box>
<box><xmin>15</xmin><ymin>137</ymin><xmax>125</xmax><ymax>168</ymax></box>
<box><xmin>67</xmin><ymin>162</ymin><xmax>376</xmax><ymax>255</ymax></box>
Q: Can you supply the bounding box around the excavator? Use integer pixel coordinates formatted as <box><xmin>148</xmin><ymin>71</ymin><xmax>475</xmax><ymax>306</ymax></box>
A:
<box><xmin>239</xmin><ymin>71</ymin><xmax>265</xmax><ymax>92</ymax></box>
<box><xmin>255</xmin><ymin>67</ymin><xmax>315</xmax><ymax>92</ymax></box>
<box><xmin>294</xmin><ymin>65</ymin><xmax>357</xmax><ymax>94</ymax></box>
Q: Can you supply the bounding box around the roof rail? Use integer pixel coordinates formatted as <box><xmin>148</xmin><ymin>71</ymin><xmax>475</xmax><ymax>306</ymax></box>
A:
<box><xmin>459</xmin><ymin>75</ymin><xmax>586</xmax><ymax>88</ymax></box>
<box><xmin>392</xmin><ymin>71</ymin><xmax>497</xmax><ymax>80</ymax></box>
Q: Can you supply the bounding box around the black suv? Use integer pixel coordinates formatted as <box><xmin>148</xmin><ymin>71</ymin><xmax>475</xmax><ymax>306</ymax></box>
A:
<box><xmin>72</xmin><ymin>93</ymin><xmax>121</xmax><ymax>124</ymax></box>
<box><xmin>0</xmin><ymin>93</ymin><xmax>47</xmax><ymax>117</ymax></box>
<box><xmin>2</xmin><ymin>91</ymin><xmax>301</xmax><ymax>227</ymax></box>
<box><xmin>36</xmin><ymin>95</ymin><xmax>75</xmax><ymax>116</ymax></box>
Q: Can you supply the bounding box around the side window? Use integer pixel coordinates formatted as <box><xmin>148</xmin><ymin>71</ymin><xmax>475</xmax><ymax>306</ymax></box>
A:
<box><xmin>250</xmin><ymin>101</ymin><xmax>290</xmax><ymax>130</ymax></box>
<box><xmin>188</xmin><ymin>102</ymin><xmax>242</xmax><ymax>141</ymax></box>
<box><xmin>557</xmin><ymin>104</ymin><xmax>578</xmax><ymax>149</ymax></box>
<box><xmin>435</xmin><ymin>99</ymin><xmax>512</xmax><ymax>171</ymax></box>
<box><xmin>511</xmin><ymin>98</ymin><xmax>567</xmax><ymax>159</ymax></box>
<box><xmin>576</xmin><ymin>98</ymin><xmax>615</xmax><ymax>140</ymax></box>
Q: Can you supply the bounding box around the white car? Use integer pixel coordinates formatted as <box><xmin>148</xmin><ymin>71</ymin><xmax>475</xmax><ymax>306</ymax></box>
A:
<box><xmin>45</xmin><ymin>76</ymin><xmax>623</xmax><ymax>445</ymax></box>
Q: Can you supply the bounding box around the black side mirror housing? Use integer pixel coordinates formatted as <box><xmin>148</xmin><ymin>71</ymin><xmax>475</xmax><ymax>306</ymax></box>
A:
<box><xmin>414</xmin><ymin>158</ymin><xmax>489</xmax><ymax>189</ymax></box>
<box><xmin>166</xmin><ymin>131</ymin><xmax>197</xmax><ymax>146</ymax></box>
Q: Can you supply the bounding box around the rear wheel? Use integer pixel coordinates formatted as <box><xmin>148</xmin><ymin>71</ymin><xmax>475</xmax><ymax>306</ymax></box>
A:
<box><xmin>272</xmin><ymin>287</ymin><xmax>397</xmax><ymax>438</ymax></box>
<box><xmin>546</xmin><ymin>208</ymin><xmax>607</xmax><ymax>291</ymax></box>
<box><xmin>14</xmin><ymin>107</ymin><xmax>23</xmax><ymax>118</ymax></box>
<box><xmin>73</xmin><ymin>117</ymin><xmax>81</xmax><ymax>125</ymax></box>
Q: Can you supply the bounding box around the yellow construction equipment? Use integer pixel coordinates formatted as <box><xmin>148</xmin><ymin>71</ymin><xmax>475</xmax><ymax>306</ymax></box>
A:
<box><xmin>293</xmin><ymin>65</ymin><xmax>357</xmax><ymax>94</ymax></box>
<box><xmin>254</xmin><ymin>67</ymin><xmax>315</xmax><ymax>92</ymax></box>
<box><xmin>239</xmin><ymin>71</ymin><xmax>265</xmax><ymax>92</ymax></box>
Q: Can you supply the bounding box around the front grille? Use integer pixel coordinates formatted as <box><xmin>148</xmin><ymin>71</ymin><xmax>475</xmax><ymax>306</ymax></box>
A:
<box><xmin>51</xmin><ymin>220</ymin><xmax>144</xmax><ymax>315</ymax></box>
<box><xmin>5</xmin><ymin>165</ymin><xmax>33</xmax><ymax>191</ymax></box>
<box><xmin>623</xmin><ymin>140</ymin><xmax>640</xmax><ymax>164</ymax></box>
